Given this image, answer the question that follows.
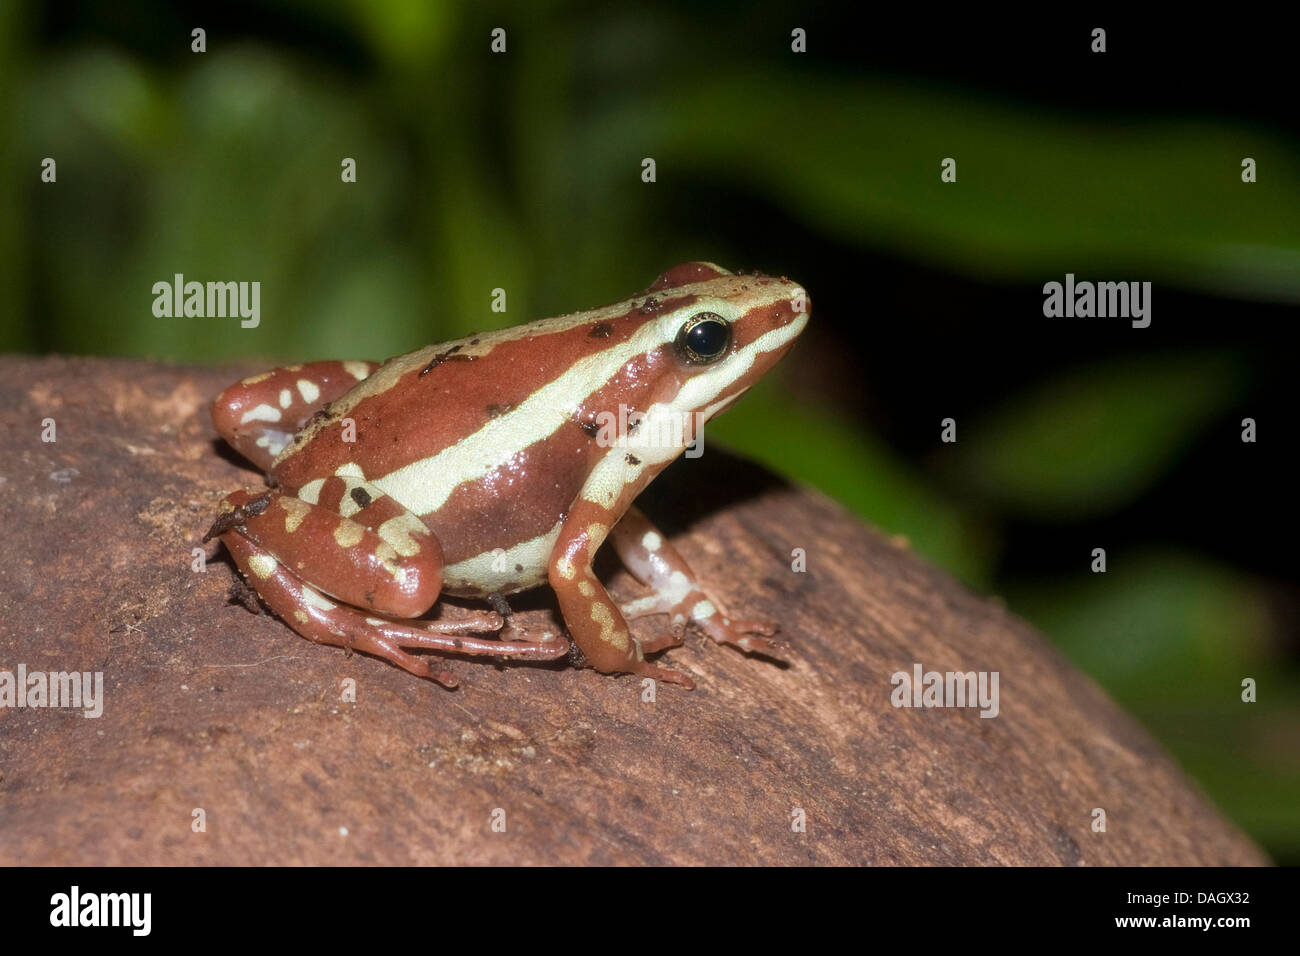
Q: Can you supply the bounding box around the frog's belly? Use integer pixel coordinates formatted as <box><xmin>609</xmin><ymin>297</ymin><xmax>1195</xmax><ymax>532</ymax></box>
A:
<box><xmin>436</xmin><ymin>519</ymin><xmax>563</xmax><ymax>598</ymax></box>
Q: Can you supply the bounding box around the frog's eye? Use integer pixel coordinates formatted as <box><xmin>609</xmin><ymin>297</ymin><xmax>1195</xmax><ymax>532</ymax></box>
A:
<box><xmin>674</xmin><ymin>312</ymin><xmax>732</xmax><ymax>365</ymax></box>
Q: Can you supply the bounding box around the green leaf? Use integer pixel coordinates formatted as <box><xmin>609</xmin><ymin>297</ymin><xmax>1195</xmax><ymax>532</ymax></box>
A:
<box><xmin>1007</xmin><ymin>550</ymin><xmax>1273</xmax><ymax>703</ymax></box>
<box><xmin>947</xmin><ymin>354</ymin><xmax>1246</xmax><ymax>519</ymax></box>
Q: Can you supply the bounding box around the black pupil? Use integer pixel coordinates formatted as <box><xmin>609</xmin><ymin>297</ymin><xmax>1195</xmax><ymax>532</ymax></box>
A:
<box><xmin>687</xmin><ymin>319</ymin><xmax>728</xmax><ymax>358</ymax></box>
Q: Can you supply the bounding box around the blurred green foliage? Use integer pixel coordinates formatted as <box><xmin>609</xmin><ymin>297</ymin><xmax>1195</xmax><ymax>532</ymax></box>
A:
<box><xmin>948</xmin><ymin>353</ymin><xmax>1247</xmax><ymax>519</ymax></box>
<box><xmin>656</xmin><ymin>74</ymin><xmax>1300</xmax><ymax>300</ymax></box>
<box><xmin>3</xmin><ymin>1</ymin><xmax>1295</xmax><ymax>860</ymax></box>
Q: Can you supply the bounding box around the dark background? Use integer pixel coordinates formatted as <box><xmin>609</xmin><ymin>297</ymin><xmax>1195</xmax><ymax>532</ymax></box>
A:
<box><xmin>4</xmin><ymin>2</ymin><xmax>1296</xmax><ymax>860</ymax></box>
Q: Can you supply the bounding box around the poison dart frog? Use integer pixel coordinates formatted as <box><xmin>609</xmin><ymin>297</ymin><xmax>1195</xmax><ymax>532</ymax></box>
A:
<box><xmin>205</xmin><ymin>262</ymin><xmax>809</xmax><ymax>688</ymax></box>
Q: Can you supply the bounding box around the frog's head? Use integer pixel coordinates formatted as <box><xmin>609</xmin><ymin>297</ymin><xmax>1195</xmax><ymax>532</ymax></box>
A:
<box><xmin>637</xmin><ymin>261</ymin><xmax>809</xmax><ymax>430</ymax></box>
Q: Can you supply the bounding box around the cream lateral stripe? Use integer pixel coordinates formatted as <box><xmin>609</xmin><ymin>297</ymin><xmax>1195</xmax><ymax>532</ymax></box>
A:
<box><xmin>443</xmin><ymin>521</ymin><xmax>563</xmax><ymax>594</ymax></box>
<box><xmin>373</xmin><ymin>306</ymin><xmax>703</xmax><ymax>515</ymax></box>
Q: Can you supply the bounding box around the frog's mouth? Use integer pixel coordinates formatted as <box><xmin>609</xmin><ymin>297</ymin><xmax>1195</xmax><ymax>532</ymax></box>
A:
<box><xmin>698</xmin><ymin>388</ymin><xmax>745</xmax><ymax>424</ymax></box>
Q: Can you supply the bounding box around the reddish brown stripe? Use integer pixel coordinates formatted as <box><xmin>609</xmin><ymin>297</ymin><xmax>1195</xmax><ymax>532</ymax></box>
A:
<box><xmin>427</xmin><ymin>348</ymin><xmax>682</xmax><ymax>563</ymax></box>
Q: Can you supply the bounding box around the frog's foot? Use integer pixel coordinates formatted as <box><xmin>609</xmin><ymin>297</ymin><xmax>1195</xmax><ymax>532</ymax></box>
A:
<box><xmin>611</xmin><ymin>506</ymin><xmax>787</xmax><ymax>661</ymax></box>
<box><xmin>220</xmin><ymin>533</ymin><xmax>568</xmax><ymax>688</ymax></box>
<box><xmin>203</xmin><ymin>490</ymin><xmax>273</xmax><ymax>541</ymax></box>
<box><xmin>688</xmin><ymin>610</ymin><xmax>784</xmax><ymax>659</ymax></box>
<box><xmin>621</xmin><ymin>591</ymin><xmax>783</xmax><ymax>658</ymax></box>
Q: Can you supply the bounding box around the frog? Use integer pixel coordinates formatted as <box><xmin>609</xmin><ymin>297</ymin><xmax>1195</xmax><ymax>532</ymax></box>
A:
<box><xmin>204</xmin><ymin>261</ymin><xmax>809</xmax><ymax>688</ymax></box>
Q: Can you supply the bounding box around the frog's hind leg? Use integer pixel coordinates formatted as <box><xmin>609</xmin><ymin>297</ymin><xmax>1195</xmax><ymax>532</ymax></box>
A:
<box><xmin>222</xmin><ymin>532</ymin><xmax>465</xmax><ymax>686</ymax></box>
<box><xmin>206</xmin><ymin>487</ymin><xmax>445</xmax><ymax>619</ymax></box>
<box><xmin>211</xmin><ymin>359</ymin><xmax>379</xmax><ymax>471</ymax></box>
<box><xmin>220</xmin><ymin>533</ymin><xmax>569</xmax><ymax>687</ymax></box>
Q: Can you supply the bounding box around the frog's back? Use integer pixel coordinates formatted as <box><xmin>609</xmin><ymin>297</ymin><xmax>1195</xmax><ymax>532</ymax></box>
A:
<box><xmin>269</xmin><ymin>295</ymin><xmax>677</xmax><ymax>571</ymax></box>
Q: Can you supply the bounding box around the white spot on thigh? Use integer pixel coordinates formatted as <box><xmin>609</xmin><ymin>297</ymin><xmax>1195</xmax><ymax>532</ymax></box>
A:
<box><xmin>374</xmin><ymin>542</ymin><xmax>408</xmax><ymax>587</ymax></box>
<box><xmin>279</xmin><ymin>388</ymin><xmax>292</xmax><ymax>409</ymax></box>
<box><xmin>239</xmin><ymin>403</ymin><xmax>282</xmax><ymax>425</ymax></box>
<box><xmin>692</xmin><ymin>599</ymin><xmax>716</xmax><ymax>620</ymax></box>
<box><xmin>333</xmin><ymin>521</ymin><xmax>364</xmax><ymax>548</ymax></box>
<box><xmin>297</xmin><ymin>379</ymin><xmax>321</xmax><ymax>403</ymax></box>
<box><xmin>248</xmin><ymin>553</ymin><xmax>277</xmax><ymax>579</ymax></box>
<box><xmin>621</xmin><ymin>595</ymin><xmax>663</xmax><ymax>616</ymax></box>
<box><xmin>377</xmin><ymin>514</ymin><xmax>427</xmax><ymax>557</ymax></box>
<box><xmin>641</xmin><ymin>531</ymin><xmax>662</xmax><ymax>552</ymax></box>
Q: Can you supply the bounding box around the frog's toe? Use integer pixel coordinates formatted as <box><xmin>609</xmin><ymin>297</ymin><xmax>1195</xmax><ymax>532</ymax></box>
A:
<box><xmin>631</xmin><ymin>659</ymin><xmax>696</xmax><ymax>689</ymax></box>
<box><xmin>697</xmin><ymin>613</ymin><xmax>787</xmax><ymax>660</ymax></box>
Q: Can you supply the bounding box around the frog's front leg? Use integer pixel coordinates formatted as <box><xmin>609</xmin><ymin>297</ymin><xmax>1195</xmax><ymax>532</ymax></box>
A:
<box><xmin>548</xmin><ymin>499</ymin><xmax>696</xmax><ymax>688</ymax></box>
<box><xmin>611</xmin><ymin>505</ymin><xmax>784</xmax><ymax>659</ymax></box>
<box><xmin>211</xmin><ymin>359</ymin><xmax>379</xmax><ymax>472</ymax></box>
